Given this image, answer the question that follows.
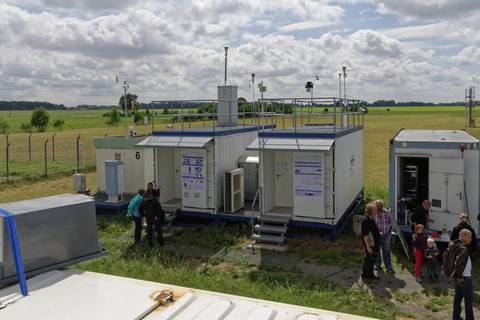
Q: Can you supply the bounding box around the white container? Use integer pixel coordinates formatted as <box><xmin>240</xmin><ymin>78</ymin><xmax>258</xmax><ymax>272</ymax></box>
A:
<box><xmin>94</xmin><ymin>136</ymin><xmax>154</xmax><ymax>194</ymax></box>
<box><xmin>137</xmin><ymin>127</ymin><xmax>262</xmax><ymax>213</ymax></box>
<box><xmin>248</xmin><ymin>128</ymin><xmax>364</xmax><ymax>227</ymax></box>
<box><xmin>389</xmin><ymin>130</ymin><xmax>480</xmax><ymax>235</ymax></box>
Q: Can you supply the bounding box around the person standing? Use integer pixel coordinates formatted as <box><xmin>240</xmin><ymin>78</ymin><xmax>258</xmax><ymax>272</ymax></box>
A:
<box><xmin>373</xmin><ymin>199</ymin><xmax>394</xmax><ymax>274</ymax></box>
<box><xmin>412</xmin><ymin>224</ymin><xmax>427</xmax><ymax>283</ymax></box>
<box><xmin>411</xmin><ymin>199</ymin><xmax>431</xmax><ymax>232</ymax></box>
<box><xmin>451</xmin><ymin>213</ymin><xmax>477</xmax><ymax>256</ymax></box>
<box><xmin>451</xmin><ymin>229</ymin><xmax>474</xmax><ymax>320</ymax></box>
<box><xmin>361</xmin><ymin>202</ymin><xmax>381</xmax><ymax>281</ymax></box>
<box><xmin>140</xmin><ymin>191</ymin><xmax>165</xmax><ymax>246</ymax></box>
<box><xmin>127</xmin><ymin>189</ymin><xmax>145</xmax><ymax>244</ymax></box>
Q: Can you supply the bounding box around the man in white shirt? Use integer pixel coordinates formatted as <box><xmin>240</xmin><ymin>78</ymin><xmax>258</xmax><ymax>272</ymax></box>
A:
<box><xmin>452</xmin><ymin>229</ymin><xmax>474</xmax><ymax>320</ymax></box>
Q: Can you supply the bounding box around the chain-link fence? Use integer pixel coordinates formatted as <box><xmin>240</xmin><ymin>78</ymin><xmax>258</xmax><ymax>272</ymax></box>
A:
<box><xmin>0</xmin><ymin>132</ymin><xmax>96</xmax><ymax>183</ymax></box>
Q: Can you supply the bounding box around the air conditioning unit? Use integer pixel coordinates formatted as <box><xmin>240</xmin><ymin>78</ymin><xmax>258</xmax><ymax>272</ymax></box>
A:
<box><xmin>224</xmin><ymin>168</ymin><xmax>244</xmax><ymax>213</ymax></box>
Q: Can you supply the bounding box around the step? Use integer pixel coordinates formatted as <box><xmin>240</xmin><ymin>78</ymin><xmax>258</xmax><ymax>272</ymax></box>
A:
<box><xmin>252</xmin><ymin>233</ymin><xmax>285</xmax><ymax>244</ymax></box>
<box><xmin>258</xmin><ymin>214</ymin><xmax>291</xmax><ymax>225</ymax></box>
<box><xmin>254</xmin><ymin>224</ymin><xmax>287</xmax><ymax>235</ymax></box>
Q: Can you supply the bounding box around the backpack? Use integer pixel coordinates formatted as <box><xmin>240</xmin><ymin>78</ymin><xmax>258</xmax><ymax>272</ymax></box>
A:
<box><xmin>442</xmin><ymin>241</ymin><xmax>462</xmax><ymax>278</ymax></box>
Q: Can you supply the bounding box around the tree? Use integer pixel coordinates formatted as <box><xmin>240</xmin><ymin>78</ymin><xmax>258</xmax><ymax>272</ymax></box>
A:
<box><xmin>53</xmin><ymin>119</ymin><xmax>65</xmax><ymax>131</ymax></box>
<box><xmin>104</xmin><ymin>108</ymin><xmax>121</xmax><ymax>126</ymax></box>
<box><xmin>0</xmin><ymin>118</ymin><xmax>9</xmax><ymax>134</ymax></box>
<box><xmin>119</xmin><ymin>93</ymin><xmax>140</xmax><ymax>115</ymax></box>
<box><xmin>30</xmin><ymin>107</ymin><xmax>50</xmax><ymax>132</ymax></box>
<box><xmin>20</xmin><ymin>122</ymin><xmax>33</xmax><ymax>133</ymax></box>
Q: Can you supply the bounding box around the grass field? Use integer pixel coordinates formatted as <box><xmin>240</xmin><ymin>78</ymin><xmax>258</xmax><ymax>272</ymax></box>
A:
<box><xmin>1</xmin><ymin>105</ymin><xmax>480</xmax><ymax>319</ymax></box>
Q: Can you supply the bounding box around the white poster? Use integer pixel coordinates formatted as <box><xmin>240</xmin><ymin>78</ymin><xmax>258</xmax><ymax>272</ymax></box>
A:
<box><xmin>181</xmin><ymin>150</ymin><xmax>207</xmax><ymax>208</ymax></box>
<box><xmin>294</xmin><ymin>153</ymin><xmax>324</xmax><ymax>197</ymax></box>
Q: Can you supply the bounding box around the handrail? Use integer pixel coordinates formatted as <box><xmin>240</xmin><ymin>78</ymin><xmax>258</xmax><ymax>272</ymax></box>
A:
<box><xmin>0</xmin><ymin>208</ymin><xmax>28</xmax><ymax>296</ymax></box>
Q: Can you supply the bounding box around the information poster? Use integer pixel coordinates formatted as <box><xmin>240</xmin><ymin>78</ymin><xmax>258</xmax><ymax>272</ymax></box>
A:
<box><xmin>181</xmin><ymin>150</ymin><xmax>207</xmax><ymax>207</ymax></box>
<box><xmin>294</xmin><ymin>153</ymin><xmax>324</xmax><ymax>197</ymax></box>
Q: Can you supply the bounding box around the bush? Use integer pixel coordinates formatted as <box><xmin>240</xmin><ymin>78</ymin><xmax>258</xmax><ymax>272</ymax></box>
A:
<box><xmin>0</xmin><ymin>118</ymin><xmax>9</xmax><ymax>134</ymax></box>
<box><xmin>134</xmin><ymin>111</ymin><xmax>145</xmax><ymax>125</ymax></box>
<box><xmin>104</xmin><ymin>108</ymin><xmax>121</xmax><ymax>126</ymax></box>
<box><xmin>53</xmin><ymin>119</ymin><xmax>65</xmax><ymax>131</ymax></box>
<box><xmin>30</xmin><ymin>107</ymin><xmax>50</xmax><ymax>132</ymax></box>
<box><xmin>20</xmin><ymin>122</ymin><xmax>33</xmax><ymax>133</ymax></box>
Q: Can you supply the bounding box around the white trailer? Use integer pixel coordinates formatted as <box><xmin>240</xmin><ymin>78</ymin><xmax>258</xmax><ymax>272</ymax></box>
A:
<box><xmin>389</xmin><ymin>130</ymin><xmax>480</xmax><ymax>236</ymax></box>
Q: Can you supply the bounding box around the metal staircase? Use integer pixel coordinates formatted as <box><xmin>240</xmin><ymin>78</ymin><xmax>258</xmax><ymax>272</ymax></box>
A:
<box><xmin>252</xmin><ymin>214</ymin><xmax>290</xmax><ymax>245</ymax></box>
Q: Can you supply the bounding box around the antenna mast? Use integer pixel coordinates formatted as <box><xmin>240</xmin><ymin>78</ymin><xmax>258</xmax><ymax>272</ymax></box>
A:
<box><xmin>465</xmin><ymin>87</ymin><xmax>476</xmax><ymax>127</ymax></box>
<box><xmin>224</xmin><ymin>47</ymin><xmax>229</xmax><ymax>85</ymax></box>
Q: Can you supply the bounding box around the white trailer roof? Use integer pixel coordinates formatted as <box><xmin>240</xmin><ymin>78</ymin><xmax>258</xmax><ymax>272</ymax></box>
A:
<box><xmin>394</xmin><ymin>130</ymin><xmax>478</xmax><ymax>143</ymax></box>
<box><xmin>0</xmin><ymin>270</ymin><xmax>375</xmax><ymax>320</ymax></box>
<box><xmin>247</xmin><ymin>138</ymin><xmax>334</xmax><ymax>151</ymax></box>
<box><xmin>137</xmin><ymin>136</ymin><xmax>213</xmax><ymax>148</ymax></box>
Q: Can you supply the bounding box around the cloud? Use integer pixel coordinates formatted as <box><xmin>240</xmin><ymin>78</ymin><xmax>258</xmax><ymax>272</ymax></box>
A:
<box><xmin>374</xmin><ymin>0</ymin><xmax>480</xmax><ymax>19</ymax></box>
<box><xmin>350</xmin><ymin>29</ymin><xmax>402</xmax><ymax>57</ymax></box>
<box><xmin>39</xmin><ymin>0</ymin><xmax>139</xmax><ymax>11</ymax></box>
<box><xmin>452</xmin><ymin>46</ymin><xmax>480</xmax><ymax>65</ymax></box>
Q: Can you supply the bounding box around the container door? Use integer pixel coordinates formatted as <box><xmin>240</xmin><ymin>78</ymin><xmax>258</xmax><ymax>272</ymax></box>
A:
<box><xmin>274</xmin><ymin>151</ymin><xmax>293</xmax><ymax>208</ymax></box>
<box><xmin>429</xmin><ymin>158</ymin><xmax>465</xmax><ymax>231</ymax></box>
<box><xmin>293</xmin><ymin>152</ymin><xmax>325</xmax><ymax>218</ymax></box>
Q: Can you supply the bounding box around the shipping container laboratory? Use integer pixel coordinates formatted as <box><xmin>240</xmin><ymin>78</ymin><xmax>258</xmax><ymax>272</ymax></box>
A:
<box><xmin>247</xmin><ymin>98</ymin><xmax>365</xmax><ymax>240</ymax></box>
<box><xmin>389</xmin><ymin>130</ymin><xmax>480</xmax><ymax>236</ymax></box>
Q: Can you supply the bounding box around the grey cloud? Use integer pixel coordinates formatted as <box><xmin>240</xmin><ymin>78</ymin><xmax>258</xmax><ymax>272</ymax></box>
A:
<box><xmin>375</xmin><ymin>0</ymin><xmax>480</xmax><ymax>19</ymax></box>
<box><xmin>39</xmin><ymin>0</ymin><xmax>139</xmax><ymax>11</ymax></box>
<box><xmin>351</xmin><ymin>29</ymin><xmax>402</xmax><ymax>57</ymax></box>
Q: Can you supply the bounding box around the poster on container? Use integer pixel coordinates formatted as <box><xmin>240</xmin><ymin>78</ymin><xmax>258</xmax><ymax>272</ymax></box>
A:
<box><xmin>181</xmin><ymin>150</ymin><xmax>207</xmax><ymax>208</ymax></box>
<box><xmin>294</xmin><ymin>152</ymin><xmax>324</xmax><ymax>197</ymax></box>
<box><xmin>293</xmin><ymin>152</ymin><xmax>325</xmax><ymax>218</ymax></box>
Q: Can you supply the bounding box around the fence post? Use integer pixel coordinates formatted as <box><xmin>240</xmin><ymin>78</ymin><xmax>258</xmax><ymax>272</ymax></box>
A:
<box><xmin>76</xmin><ymin>134</ymin><xmax>81</xmax><ymax>173</ymax></box>
<box><xmin>52</xmin><ymin>133</ymin><xmax>56</xmax><ymax>162</ymax></box>
<box><xmin>28</xmin><ymin>133</ymin><xmax>32</xmax><ymax>161</ymax></box>
<box><xmin>6</xmin><ymin>134</ymin><xmax>10</xmax><ymax>182</ymax></box>
<box><xmin>44</xmin><ymin>139</ymin><xmax>48</xmax><ymax>177</ymax></box>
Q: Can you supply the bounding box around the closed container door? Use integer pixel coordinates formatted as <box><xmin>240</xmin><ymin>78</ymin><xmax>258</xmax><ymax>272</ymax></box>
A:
<box><xmin>274</xmin><ymin>151</ymin><xmax>293</xmax><ymax>207</ymax></box>
<box><xmin>429</xmin><ymin>158</ymin><xmax>465</xmax><ymax>231</ymax></box>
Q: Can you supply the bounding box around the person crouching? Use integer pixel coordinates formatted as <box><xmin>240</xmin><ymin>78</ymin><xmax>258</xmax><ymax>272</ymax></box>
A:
<box><xmin>140</xmin><ymin>190</ymin><xmax>165</xmax><ymax>246</ymax></box>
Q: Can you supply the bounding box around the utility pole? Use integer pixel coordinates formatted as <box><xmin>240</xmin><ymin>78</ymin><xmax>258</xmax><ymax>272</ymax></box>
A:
<box><xmin>342</xmin><ymin>66</ymin><xmax>347</xmax><ymax>111</ymax></box>
<box><xmin>338</xmin><ymin>73</ymin><xmax>342</xmax><ymax>99</ymax></box>
<box><xmin>224</xmin><ymin>47</ymin><xmax>228</xmax><ymax>85</ymax></box>
<box><xmin>122</xmin><ymin>80</ymin><xmax>129</xmax><ymax>137</ymax></box>
<box><xmin>251</xmin><ymin>73</ymin><xmax>255</xmax><ymax>124</ymax></box>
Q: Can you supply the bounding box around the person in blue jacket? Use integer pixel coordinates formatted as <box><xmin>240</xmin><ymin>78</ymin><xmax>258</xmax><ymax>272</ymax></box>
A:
<box><xmin>127</xmin><ymin>189</ymin><xmax>145</xmax><ymax>244</ymax></box>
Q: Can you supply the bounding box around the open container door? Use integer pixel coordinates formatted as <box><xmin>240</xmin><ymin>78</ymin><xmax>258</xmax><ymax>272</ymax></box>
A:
<box><xmin>429</xmin><ymin>158</ymin><xmax>465</xmax><ymax>231</ymax></box>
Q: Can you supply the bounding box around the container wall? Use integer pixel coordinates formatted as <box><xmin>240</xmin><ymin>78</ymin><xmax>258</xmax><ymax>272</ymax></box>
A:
<box><xmin>215</xmin><ymin>131</ymin><xmax>258</xmax><ymax>211</ymax></box>
<box><xmin>334</xmin><ymin>130</ymin><xmax>364</xmax><ymax>222</ymax></box>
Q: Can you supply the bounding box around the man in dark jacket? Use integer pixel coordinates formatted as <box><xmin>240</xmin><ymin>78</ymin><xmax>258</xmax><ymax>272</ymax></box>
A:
<box><xmin>411</xmin><ymin>199</ymin><xmax>431</xmax><ymax>232</ymax></box>
<box><xmin>451</xmin><ymin>229</ymin><xmax>474</xmax><ymax>320</ymax></box>
<box><xmin>361</xmin><ymin>202</ymin><xmax>381</xmax><ymax>281</ymax></box>
<box><xmin>139</xmin><ymin>192</ymin><xmax>165</xmax><ymax>246</ymax></box>
<box><xmin>451</xmin><ymin>213</ymin><xmax>477</xmax><ymax>256</ymax></box>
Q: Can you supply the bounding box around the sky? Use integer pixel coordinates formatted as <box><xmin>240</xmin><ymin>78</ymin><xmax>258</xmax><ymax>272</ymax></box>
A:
<box><xmin>0</xmin><ymin>0</ymin><xmax>479</xmax><ymax>106</ymax></box>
